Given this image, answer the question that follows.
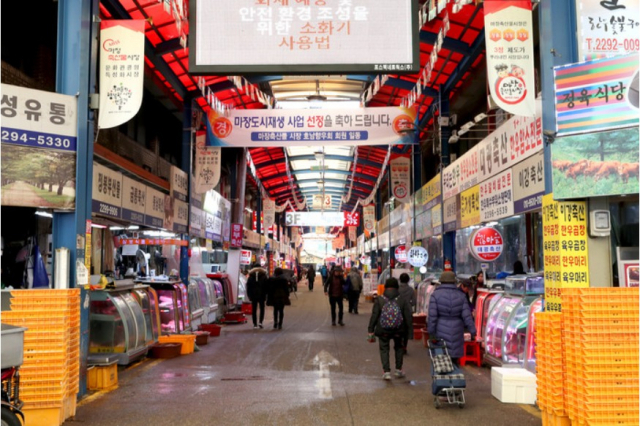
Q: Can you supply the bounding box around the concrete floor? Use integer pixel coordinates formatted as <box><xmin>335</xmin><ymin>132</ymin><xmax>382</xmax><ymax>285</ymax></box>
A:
<box><xmin>66</xmin><ymin>277</ymin><xmax>542</xmax><ymax>426</ymax></box>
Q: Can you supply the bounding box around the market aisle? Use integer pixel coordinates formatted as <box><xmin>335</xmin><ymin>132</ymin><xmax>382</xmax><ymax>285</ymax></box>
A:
<box><xmin>67</xmin><ymin>281</ymin><xmax>541</xmax><ymax>426</ymax></box>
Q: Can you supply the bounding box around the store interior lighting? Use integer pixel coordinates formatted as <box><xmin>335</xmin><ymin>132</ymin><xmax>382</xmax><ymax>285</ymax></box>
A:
<box><xmin>143</xmin><ymin>230</ymin><xmax>175</xmax><ymax>238</ymax></box>
<box><xmin>91</xmin><ymin>224</ymin><xmax>107</xmax><ymax>229</ymax></box>
<box><xmin>314</xmin><ymin>151</ymin><xmax>324</xmax><ymax>161</ymax></box>
<box><xmin>35</xmin><ymin>211</ymin><xmax>53</xmax><ymax>218</ymax></box>
<box><xmin>474</xmin><ymin>112</ymin><xmax>488</xmax><ymax>123</ymax></box>
<box><xmin>245</xmin><ymin>207</ymin><xmax>253</xmax><ymax>213</ymax></box>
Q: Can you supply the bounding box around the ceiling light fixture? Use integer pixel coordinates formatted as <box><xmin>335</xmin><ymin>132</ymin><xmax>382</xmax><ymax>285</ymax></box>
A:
<box><xmin>314</xmin><ymin>151</ymin><xmax>324</xmax><ymax>161</ymax></box>
<box><xmin>474</xmin><ymin>112</ymin><xmax>487</xmax><ymax>123</ymax></box>
<box><xmin>35</xmin><ymin>211</ymin><xmax>53</xmax><ymax>218</ymax></box>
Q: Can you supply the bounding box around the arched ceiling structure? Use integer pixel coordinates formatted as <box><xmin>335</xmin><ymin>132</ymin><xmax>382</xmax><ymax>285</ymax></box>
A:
<box><xmin>100</xmin><ymin>0</ymin><xmax>487</xmax><ymax>212</ymax></box>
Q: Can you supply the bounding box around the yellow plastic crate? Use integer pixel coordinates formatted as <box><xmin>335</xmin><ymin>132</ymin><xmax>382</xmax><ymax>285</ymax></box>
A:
<box><xmin>22</xmin><ymin>406</ymin><xmax>65</xmax><ymax>426</ymax></box>
<box><xmin>87</xmin><ymin>364</ymin><xmax>118</xmax><ymax>390</ymax></box>
<box><xmin>159</xmin><ymin>334</ymin><xmax>196</xmax><ymax>355</ymax></box>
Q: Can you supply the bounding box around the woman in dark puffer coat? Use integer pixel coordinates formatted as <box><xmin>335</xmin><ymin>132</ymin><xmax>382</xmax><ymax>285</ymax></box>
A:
<box><xmin>427</xmin><ymin>271</ymin><xmax>477</xmax><ymax>362</ymax></box>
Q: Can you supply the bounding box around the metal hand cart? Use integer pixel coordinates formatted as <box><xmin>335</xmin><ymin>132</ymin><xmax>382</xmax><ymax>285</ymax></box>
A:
<box><xmin>427</xmin><ymin>338</ymin><xmax>466</xmax><ymax>409</ymax></box>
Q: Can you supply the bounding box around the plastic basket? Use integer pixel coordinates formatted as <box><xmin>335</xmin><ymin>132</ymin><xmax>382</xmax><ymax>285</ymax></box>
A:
<box><xmin>87</xmin><ymin>364</ymin><xmax>118</xmax><ymax>390</ymax></box>
<box><xmin>150</xmin><ymin>342</ymin><xmax>182</xmax><ymax>359</ymax></box>
<box><xmin>199</xmin><ymin>323</ymin><xmax>221</xmax><ymax>336</ymax></box>
<box><xmin>159</xmin><ymin>335</ymin><xmax>195</xmax><ymax>354</ymax></box>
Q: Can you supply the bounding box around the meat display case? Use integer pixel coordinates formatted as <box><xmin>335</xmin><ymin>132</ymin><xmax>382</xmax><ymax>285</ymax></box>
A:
<box><xmin>132</xmin><ymin>285</ymin><xmax>161</xmax><ymax>346</ymax></box>
<box><xmin>483</xmin><ymin>274</ymin><xmax>544</xmax><ymax>366</ymax></box>
<box><xmin>475</xmin><ymin>289</ymin><xmax>504</xmax><ymax>348</ymax></box>
<box><xmin>187</xmin><ymin>279</ymin><xmax>205</xmax><ymax>330</ymax></box>
<box><xmin>89</xmin><ymin>281</ymin><xmax>154</xmax><ymax>365</ymax></box>
<box><xmin>415</xmin><ymin>274</ymin><xmax>438</xmax><ymax>316</ymax></box>
<box><xmin>136</xmin><ymin>278</ymin><xmax>192</xmax><ymax>334</ymax></box>
<box><xmin>191</xmin><ymin>277</ymin><xmax>219</xmax><ymax>324</ymax></box>
<box><xmin>523</xmin><ymin>297</ymin><xmax>544</xmax><ymax>373</ymax></box>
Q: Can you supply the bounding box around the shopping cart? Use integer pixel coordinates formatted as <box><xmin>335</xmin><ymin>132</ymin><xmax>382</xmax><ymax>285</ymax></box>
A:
<box><xmin>427</xmin><ymin>338</ymin><xmax>466</xmax><ymax>409</ymax></box>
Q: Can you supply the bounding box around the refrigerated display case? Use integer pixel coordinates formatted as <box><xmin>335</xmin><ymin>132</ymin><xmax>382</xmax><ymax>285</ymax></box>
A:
<box><xmin>475</xmin><ymin>289</ymin><xmax>504</xmax><ymax>348</ymax></box>
<box><xmin>187</xmin><ymin>279</ymin><xmax>205</xmax><ymax>330</ymax></box>
<box><xmin>484</xmin><ymin>275</ymin><xmax>544</xmax><ymax>366</ymax></box>
<box><xmin>137</xmin><ymin>279</ymin><xmax>192</xmax><ymax>334</ymax></box>
<box><xmin>415</xmin><ymin>274</ymin><xmax>438</xmax><ymax>316</ymax></box>
<box><xmin>210</xmin><ymin>279</ymin><xmax>226</xmax><ymax>319</ymax></box>
<box><xmin>192</xmin><ymin>277</ymin><xmax>219</xmax><ymax>324</ymax></box>
<box><xmin>89</xmin><ymin>282</ymin><xmax>153</xmax><ymax>365</ymax></box>
<box><xmin>523</xmin><ymin>297</ymin><xmax>544</xmax><ymax>373</ymax></box>
<box><xmin>207</xmin><ymin>273</ymin><xmax>234</xmax><ymax>310</ymax></box>
<box><xmin>132</xmin><ymin>285</ymin><xmax>161</xmax><ymax>346</ymax></box>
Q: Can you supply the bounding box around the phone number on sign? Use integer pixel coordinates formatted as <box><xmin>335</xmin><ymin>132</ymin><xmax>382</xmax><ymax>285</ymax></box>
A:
<box><xmin>585</xmin><ymin>38</ymin><xmax>640</xmax><ymax>51</ymax></box>
<box><xmin>2</xmin><ymin>128</ymin><xmax>76</xmax><ymax>151</ymax></box>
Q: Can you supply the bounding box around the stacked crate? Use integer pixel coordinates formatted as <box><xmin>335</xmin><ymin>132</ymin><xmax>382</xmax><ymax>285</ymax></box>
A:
<box><xmin>2</xmin><ymin>289</ymin><xmax>81</xmax><ymax>426</ymax></box>
<box><xmin>536</xmin><ymin>312</ymin><xmax>571</xmax><ymax>426</ymax></box>
<box><xmin>563</xmin><ymin>288</ymin><xmax>639</xmax><ymax>426</ymax></box>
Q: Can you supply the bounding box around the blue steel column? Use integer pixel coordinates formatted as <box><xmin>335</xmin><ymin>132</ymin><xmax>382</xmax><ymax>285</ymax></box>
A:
<box><xmin>53</xmin><ymin>0</ymin><xmax>98</xmax><ymax>397</ymax></box>
<box><xmin>539</xmin><ymin>0</ymin><xmax>578</xmax><ymax>194</ymax></box>
<box><xmin>439</xmin><ymin>93</ymin><xmax>455</xmax><ymax>271</ymax></box>
<box><xmin>412</xmin><ymin>134</ymin><xmax>422</xmax><ymax>243</ymax></box>
<box><xmin>180</xmin><ymin>97</ymin><xmax>192</xmax><ymax>283</ymax></box>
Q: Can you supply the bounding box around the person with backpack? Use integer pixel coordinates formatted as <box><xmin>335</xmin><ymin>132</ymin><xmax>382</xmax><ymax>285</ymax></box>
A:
<box><xmin>246</xmin><ymin>265</ymin><xmax>268</xmax><ymax>329</ymax></box>
<box><xmin>368</xmin><ymin>277</ymin><xmax>413</xmax><ymax>380</ymax></box>
<box><xmin>324</xmin><ymin>266</ymin><xmax>346</xmax><ymax>326</ymax></box>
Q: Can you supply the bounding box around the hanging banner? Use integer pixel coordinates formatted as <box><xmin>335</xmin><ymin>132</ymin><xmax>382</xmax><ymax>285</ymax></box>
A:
<box><xmin>263</xmin><ymin>198</ymin><xmax>276</xmax><ymax>230</ymax></box>
<box><xmin>460</xmin><ymin>185</ymin><xmax>480</xmax><ymax>228</ymax></box>
<box><xmin>363</xmin><ymin>204</ymin><xmax>376</xmax><ymax>233</ymax></box>
<box><xmin>312</xmin><ymin>194</ymin><xmax>332</xmax><ymax>209</ymax></box>
<box><xmin>554</xmin><ymin>53</ymin><xmax>639</xmax><ymax>136</ymax></box>
<box><xmin>443</xmin><ymin>196</ymin><xmax>458</xmax><ymax>233</ymax></box>
<box><xmin>170</xmin><ymin>165</ymin><xmax>188</xmax><ymax>202</ymax></box>
<box><xmin>1</xmin><ymin>84</ymin><xmax>78</xmax><ymax>209</ymax></box>
<box><xmin>240</xmin><ymin>250</ymin><xmax>252</xmax><ymax>266</ymax></box>
<box><xmin>173</xmin><ymin>198</ymin><xmax>189</xmax><ymax>233</ymax></box>
<box><xmin>513</xmin><ymin>151</ymin><xmax>544</xmax><ymax>214</ymax></box>
<box><xmin>575</xmin><ymin>1</ymin><xmax>640</xmax><ymax>60</ymax></box>
<box><xmin>230</xmin><ymin>223</ymin><xmax>243</xmax><ymax>248</ymax></box>
<box><xmin>390</xmin><ymin>153</ymin><xmax>411</xmax><ymax>204</ymax></box>
<box><xmin>194</xmin><ymin>131</ymin><xmax>221</xmax><ymax>194</ymax></box>
<box><xmin>92</xmin><ymin>162</ymin><xmax>123</xmax><ymax>219</ymax></box>
<box><xmin>480</xmin><ymin>168</ymin><xmax>514</xmax><ymax>222</ymax></box>
<box><xmin>205</xmin><ymin>107</ymin><xmax>417</xmax><ymax>147</ymax></box>
<box><xmin>121</xmin><ymin>176</ymin><xmax>146</xmax><ymax>225</ymax></box>
<box><xmin>349</xmin><ymin>226</ymin><xmax>357</xmax><ymax>243</ymax></box>
<box><xmin>145</xmin><ymin>187</ymin><xmax>165</xmax><ymax>229</ymax></box>
<box><xmin>484</xmin><ymin>1</ymin><xmax>536</xmax><ymax>117</ymax></box>
<box><xmin>98</xmin><ymin>20</ymin><xmax>145</xmax><ymax>129</ymax></box>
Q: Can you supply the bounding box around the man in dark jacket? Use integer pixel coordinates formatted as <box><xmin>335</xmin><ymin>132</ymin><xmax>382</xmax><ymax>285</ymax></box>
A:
<box><xmin>427</xmin><ymin>271</ymin><xmax>477</xmax><ymax>363</ymax></box>
<box><xmin>307</xmin><ymin>264</ymin><xmax>316</xmax><ymax>291</ymax></box>
<box><xmin>246</xmin><ymin>266</ymin><xmax>268</xmax><ymax>329</ymax></box>
<box><xmin>346</xmin><ymin>267</ymin><xmax>363</xmax><ymax>314</ymax></box>
<box><xmin>267</xmin><ymin>268</ymin><xmax>290</xmax><ymax>330</ymax></box>
<box><xmin>324</xmin><ymin>266</ymin><xmax>345</xmax><ymax>326</ymax></box>
<box><xmin>398</xmin><ymin>273</ymin><xmax>415</xmax><ymax>353</ymax></box>
<box><xmin>368</xmin><ymin>278</ymin><xmax>413</xmax><ymax>380</ymax></box>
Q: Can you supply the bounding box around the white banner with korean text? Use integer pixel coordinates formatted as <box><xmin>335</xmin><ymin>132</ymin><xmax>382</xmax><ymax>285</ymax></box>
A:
<box><xmin>145</xmin><ymin>186</ymin><xmax>165</xmax><ymax>229</ymax></box>
<box><xmin>122</xmin><ymin>176</ymin><xmax>146</xmax><ymax>225</ymax></box>
<box><xmin>98</xmin><ymin>20</ymin><xmax>145</xmax><ymax>129</ymax></box>
<box><xmin>92</xmin><ymin>162</ymin><xmax>123</xmax><ymax>219</ymax></box>
<box><xmin>194</xmin><ymin>131</ymin><xmax>221</xmax><ymax>194</ymax></box>
<box><xmin>170</xmin><ymin>165</ymin><xmax>189</xmax><ymax>202</ymax></box>
<box><xmin>363</xmin><ymin>204</ymin><xmax>376</xmax><ymax>233</ymax></box>
<box><xmin>480</xmin><ymin>168</ymin><xmax>514</xmax><ymax>222</ymax></box>
<box><xmin>390</xmin><ymin>153</ymin><xmax>411</xmax><ymax>204</ymax></box>
<box><xmin>484</xmin><ymin>1</ymin><xmax>536</xmax><ymax>117</ymax></box>
<box><xmin>513</xmin><ymin>151</ymin><xmax>544</xmax><ymax>214</ymax></box>
<box><xmin>206</xmin><ymin>106</ymin><xmax>417</xmax><ymax>147</ymax></box>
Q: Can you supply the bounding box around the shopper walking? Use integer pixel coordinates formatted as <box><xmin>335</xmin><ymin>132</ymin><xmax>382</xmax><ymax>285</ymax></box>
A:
<box><xmin>307</xmin><ymin>264</ymin><xmax>316</xmax><ymax>291</ymax></box>
<box><xmin>368</xmin><ymin>278</ymin><xmax>413</xmax><ymax>380</ymax></box>
<box><xmin>324</xmin><ymin>266</ymin><xmax>345</xmax><ymax>326</ymax></box>
<box><xmin>427</xmin><ymin>271</ymin><xmax>477</xmax><ymax>364</ymax></box>
<box><xmin>266</xmin><ymin>267</ymin><xmax>290</xmax><ymax>330</ymax></box>
<box><xmin>346</xmin><ymin>267</ymin><xmax>363</xmax><ymax>314</ymax></box>
<box><xmin>398</xmin><ymin>273</ymin><xmax>416</xmax><ymax>353</ymax></box>
<box><xmin>246</xmin><ymin>265</ymin><xmax>268</xmax><ymax>329</ymax></box>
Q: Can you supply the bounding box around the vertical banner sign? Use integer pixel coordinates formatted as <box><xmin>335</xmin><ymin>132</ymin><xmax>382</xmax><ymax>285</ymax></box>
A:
<box><xmin>230</xmin><ymin>223</ymin><xmax>243</xmax><ymax>248</ymax></box>
<box><xmin>98</xmin><ymin>20</ymin><xmax>145</xmax><ymax>129</ymax></box>
<box><xmin>363</xmin><ymin>204</ymin><xmax>376</xmax><ymax>233</ymax></box>
<box><xmin>349</xmin><ymin>226</ymin><xmax>356</xmax><ymax>243</ymax></box>
<box><xmin>480</xmin><ymin>168</ymin><xmax>514</xmax><ymax>222</ymax></box>
<box><xmin>513</xmin><ymin>151</ymin><xmax>544</xmax><ymax>214</ymax></box>
<box><xmin>145</xmin><ymin>187</ymin><xmax>165</xmax><ymax>228</ymax></box>
<box><xmin>205</xmin><ymin>212</ymin><xmax>215</xmax><ymax>240</ymax></box>
<box><xmin>92</xmin><ymin>162</ymin><xmax>123</xmax><ymax>219</ymax></box>
<box><xmin>121</xmin><ymin>176</ymin><xmax>146</xmax><ymax>225</ymax></box>
<box><xmin>390</xmin><ymin>154</ymin><xmax>411</xmax><ymax>204</ymax></box>
<box><xmin>194</xmin><ymin>131</ymin><xmax>221</xmax><ymax>194</ymax></box>
<box><xmin>170</xmin><ymin>165</ymin><xmax>188</xmax><ymax>202</ymax></box>
<box><xmin>0</xmin><ymin>84</ymin><xmax>78</xmax><ymax>209</ymax></box>
<box><xmin>484</xmin><ymin>1</ymin><xmax>536</xmax><ymax>117</ymax></box>
<box><xmin>263</xmin><ymin>198</ymin><xmax>276</xmax><ymax>230</ymax></box>
<box><xmin>190</xmin><ymin>205</ymin><xmax>204</xmax><ymax>238</ymax></box>
<box><xmin>460</xmin><ymin>185</ymin><xmax>480</xmax><ymax>228</ymax></box>
<box><xmin>431</xmin><ymin>204</ymin><xmax>443</xmax><ymax>235</ymax></box>
<box><xmin>443</xmin><ymin>196</ymin><xmax>458</xmax><ymax>233</ymax></box>
<box><xmin>85</xmin><ymin>220</ymin><xmax>92</xmax><ymax>269</ymax></box>
<box><xmin>173</xmin><ymin>199</ymin><xmax>189</xmax><ymax>233</ymax></box>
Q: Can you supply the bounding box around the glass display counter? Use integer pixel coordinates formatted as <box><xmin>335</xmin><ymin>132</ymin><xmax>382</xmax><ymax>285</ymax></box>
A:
<box><xmin>523</xmin><ymin>297</ymin><xmax>543</xmax><ymax>373</ymax></box>
<box><xmin>193</xmin><ymin>278</ymin><xmax>218</xmax><ymax>324</ymax></box>
<box><xmin>187</xmin><ymin>279</ymin><xmax>205</xmax><ymax>330</ymax></box>
<box><xmin>132</xmin><ymin>285</ymin><xmax>160</xmax><ymax>346</ymax></box>
<box><xmin>475</xmin><ymin>289</ymin><xmax>503</xmax><ymax>348</ymax></box>
<box><xmin>136</xmin><ymin>279</ymin><xmax>192</xmax><ymax>334</ymax></box>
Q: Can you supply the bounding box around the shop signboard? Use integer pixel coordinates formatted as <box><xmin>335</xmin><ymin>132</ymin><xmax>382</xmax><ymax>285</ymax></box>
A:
<box><xmin>414</xmin><ymin>213</ymin><xmax>423</xmax><ymax>240</ymax></box>
<box><xmin>408</xmin><ymin>245</ymin><xmax>428</xmax><ymax>267</ymax></box>
<box><xmin>390</xmin><ymin>154</ymin><xmax>411</xmax><ymax>203</ymax></box>
<box><xmin>551</xmin><ymin>127</ymin><xmax>639</xmax><ymax>199</ymax></box>
<box><xmin>121</xmin><ymin>176</ymin><xmax>146</xmax><ymax>225</ymax></box>
<box><xmin>480</xmin><ymin>169</ymin><xmax>514</xmax><ymax>223</ymax></box>
<box><xmin>459</xmin><ymin>144</ymin><xmax>480</xmax><ymax>192</ymax></box>
<box><xmin>194</xmin><ymin>131</ymin><xmax>221</xmax><ymax>194</ymax></box>
<box><xmin>575</xmin><ymin>1</ymin><xmax>640</xmax><ymax>60</ymax></box>
<box><xmin>484</xmin><ymin>1</ymin><xmax>536</xmax><ymax>117</ymax></box>
<box><xmin>423</xmin><ymin>209</ymin><xmax>433</xmax><ymax>238</ymax></box>
<box><xmin>170</xmin><ymin>165</ymin><xmax>189</xmax><ymax>202</ymax></box>
<box><xmin>205</xmin><ymin>212</ymin><xmax>215</xmax><ymax>240</ymax></box>
<box><xmin>348</xmin><ymin>226</ymin><xmax>356</xmax><ymax>243</ymax></box>
<box><xmin>542</xmin><ymin>194</ymin><xmax>590</xmax><ymax>312</ymax></box>
<box><xmin>460</xmin><ymin>185</ymin><xmax>480</xmax><ymax>229</ymax></box>
<box><xmin>363</xmin><ymin>204</ymin><xmax>376</xmax><ymax>233</ymax></box>
<box><xmin>443</xmin><ymin>196</ymin><xmax>457</xmax><ymax>233</ymax></box>
<box><xmin>230</xmin><ymin>223</ymin><xmax>243</xmax><ymax>248</ymax></box>
<box><xmin>469</xmin><ymin>227</ymin><xmax>504</xmax><ymax>262</ymax></box>
<box><xmin>620</xmin><ymin>261</ymin><xmax>639</xmax><ymax>288</ymax></box>
<box><xmin>144</xmin><ymin>187</ymin><xmax>165</xmax><ymax>229</ymax></box>
<box><xmin>285</xmin><ymin>211</ymin><xmax>359</xmax><ymax>227</ymax></box>
<box><xmin>92</xmin><ymin>162</ymin><xmax>122</xmax><ymax>219</ymax></box>
<box><xmin>513</xmin><ymin>151</ymin><xmax>544</xmax><ymax>214</ymax></box>
<box><xmin>190</xmin><ymin>205</ymin><xmax>204</xmax><ymax>238</ymax></box>
<box><xmin>205</xmin><ymin>107</ymin><xmax>418</xmax><ymax>147</ymax></box>
<box><xmin>431</xmin><ymin>204</ymin><xmax>442</xmax><ymax>236</ymax></box>
<box><xmin>395</xmin><ymin>245</ymin><xmax>408</xmax><ymax>263</ymax></box>
<box><xmin>98</xmin><ymin>20</ymin><xmax>145</xmax><ymax>129</ymax></box>
<box><xmin>0</xmin><ymin>84</ymin><xmax>78</xmax><ymax>209</ymax></box>
<box><xmin>190</xmin><ymin>177</ymin><xmax>204</xmax><ymax>210</ymax></box>
<box><xmin>240</xmin><ymin>249</ymin><xmax>252</xmax><ymax>266</ymax></box>
<box><xmin>554</xmin><ymin>53</ymin><xmax>639</xmax><ymax>136</ymax></box>
<box><xmin>173</xmin><ymin>199</ymin><xmax>189</xmax><ymax>233</ymax></box>
<box><xmin>442</xmin><ymin>161</ymin><xmax>460</xmax><ymax>200</ymax></box>
<box><xmin>190</xmin><ymin>0</ymin><xmax>419</xmax><ymax>75</ymax></box>
<box><xmin>422</xmin><ymin>173</ymin><xmax>441</xmax><ymax>210</ymax></box>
